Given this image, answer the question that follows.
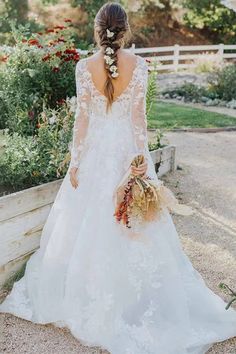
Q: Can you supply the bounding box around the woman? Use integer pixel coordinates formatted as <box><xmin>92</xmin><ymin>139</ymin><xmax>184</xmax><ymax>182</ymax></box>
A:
<box><xmin>1</xmin><ymin>3</ymin><xmax>236</xmax><ymax>354</ymax></box>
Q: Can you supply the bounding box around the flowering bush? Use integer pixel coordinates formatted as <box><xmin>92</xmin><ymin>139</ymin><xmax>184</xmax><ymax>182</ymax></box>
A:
<box><xmin>0</xmin><ymin>20</ymin><xmax>79</xmax><ymax>134</ymax></box>
<box><xmin>0</xmin><ymin>98</ymin><xmax>75</xmax><ymax>194</ymax></box>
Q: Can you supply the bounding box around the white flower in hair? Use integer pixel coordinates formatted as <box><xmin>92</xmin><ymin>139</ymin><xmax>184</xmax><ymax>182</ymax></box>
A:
<box><xmin>110</xmin><ymin>65</ymin><xmax>117</xmax><ymax>72</ymax></box>
<box><xmin>111</xmin><ymin>71</ymin><xmax>119</xmax><ymax>78</ymax></box>
<box><xmin>106</xmin><ymin>29</ymin><xmax>114</xmax><ymax>38</ymax></box>
<box><xmin>105</xmin><ymin>47</ymin><xmax>114</xmax><ymax>55</ymax></box>
<box><xmin>104</xmin><ymin>55</ymin><xmax>114</xmax><ymax>65</ymax></box>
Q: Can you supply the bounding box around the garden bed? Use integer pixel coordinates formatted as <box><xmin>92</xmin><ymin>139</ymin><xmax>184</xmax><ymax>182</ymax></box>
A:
<box><xmin>0</xmin><ymin>145</ymin><xmax>175</xmax><ymax>293</ymax></box>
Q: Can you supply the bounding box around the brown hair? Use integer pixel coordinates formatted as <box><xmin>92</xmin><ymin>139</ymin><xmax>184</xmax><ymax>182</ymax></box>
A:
<box><xmin>94</xmin><ymin>2</ymin><xmax>130</xmax><ymax>110</ymax></box>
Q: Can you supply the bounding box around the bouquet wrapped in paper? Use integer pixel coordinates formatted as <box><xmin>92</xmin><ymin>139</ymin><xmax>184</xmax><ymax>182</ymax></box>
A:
<box><xmin>114</xmin><ymin>155</ymin><xmax>190</xmax><ymax>229</ymax></box>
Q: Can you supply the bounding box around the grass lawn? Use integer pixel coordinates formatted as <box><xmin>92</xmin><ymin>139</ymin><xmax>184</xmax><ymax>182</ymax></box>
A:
<box><xmin>148</xmin><ymin>101</ymin><xmax>236</xmax><ymax>129</ymax></box>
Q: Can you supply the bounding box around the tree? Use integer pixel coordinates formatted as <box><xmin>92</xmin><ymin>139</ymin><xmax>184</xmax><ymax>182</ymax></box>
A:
<box><xmin>183</xmin><ymin>0</ymin><xmax>236</xmax><ymax>43</ymax></box>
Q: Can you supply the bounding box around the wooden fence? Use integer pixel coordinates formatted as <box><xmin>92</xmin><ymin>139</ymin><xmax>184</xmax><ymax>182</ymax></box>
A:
<box><xmin>79</xmin><ymin>43</ymin><xmax>236</xmax><ymax>72</ymax></box>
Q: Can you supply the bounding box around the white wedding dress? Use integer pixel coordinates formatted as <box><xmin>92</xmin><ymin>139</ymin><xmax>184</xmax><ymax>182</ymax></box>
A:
<box><xmin>1</xmin><ymin>56</ymin><xmax>236</xmax><ymax>354</ymax></box>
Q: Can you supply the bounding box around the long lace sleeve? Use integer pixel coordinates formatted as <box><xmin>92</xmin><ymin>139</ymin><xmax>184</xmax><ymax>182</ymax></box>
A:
<box><xmin>125</xmin><ymin>59</ymin><xmax>149</xmax><ymax>170</ymax></box>
<box><xmin>70</xmin><ymin>60</ymin><xmax>91</xmax><ymax>169</ymax></box>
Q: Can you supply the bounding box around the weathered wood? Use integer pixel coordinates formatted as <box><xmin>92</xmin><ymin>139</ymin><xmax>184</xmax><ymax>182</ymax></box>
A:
<box><xmin>0</xmin><ymin>179</ymin><xmax>62</xmax><ymax>223</ymax></box>
<box><xmin>0</xmin><ymin>251</ymin><xmax>34</xmax><ymax>290</ymax></box>
<box><xmin>0</xmin><ymin>204</ymin><xmax>51</xmax><ymax>266</ymax></box>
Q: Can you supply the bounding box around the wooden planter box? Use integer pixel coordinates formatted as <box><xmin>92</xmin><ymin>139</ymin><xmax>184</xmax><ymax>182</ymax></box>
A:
<box><xmin>0</xmin><ymin>145</ymin><xmax>175</xmax><ymax>292</ymax></box>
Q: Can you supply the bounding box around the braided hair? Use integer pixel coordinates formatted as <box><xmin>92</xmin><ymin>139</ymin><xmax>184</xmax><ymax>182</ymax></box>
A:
<box><xmin>94</xmin><ymin>3</ymin><xmax>130</xmax><ymax>111</ymax></box>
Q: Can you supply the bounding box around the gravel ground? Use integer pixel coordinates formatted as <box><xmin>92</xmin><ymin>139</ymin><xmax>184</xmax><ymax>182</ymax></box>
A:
<box><xmin>1</xmin><ymin>131</ymin><xmax>236</xmax><ymax>354</ymax></box>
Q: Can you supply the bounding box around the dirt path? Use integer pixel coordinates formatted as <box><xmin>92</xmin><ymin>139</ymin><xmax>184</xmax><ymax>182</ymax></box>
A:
<box><xmin>1</xmin><ymin>132</ymin><xmax>236</xmax><ymax>354</ymax></box>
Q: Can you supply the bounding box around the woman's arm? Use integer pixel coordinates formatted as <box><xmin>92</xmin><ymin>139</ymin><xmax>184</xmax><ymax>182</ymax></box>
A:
<box><xmin>70</xmin><ymin>61</ymin><xmax>90</xmax><ymax>188</ymax></box>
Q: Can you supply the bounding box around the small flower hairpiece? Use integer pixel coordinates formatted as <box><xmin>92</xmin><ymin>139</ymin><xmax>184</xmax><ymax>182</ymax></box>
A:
<box><xmin>105</xmin><ymin>47</ymin><xmax>114</xmax><ymax>55</ymax></box>
<box><xmin>106</xmin><ymin>29</ymin><xmax>114</xmax><ymax>38</ymax></box>
<box><xmin>104</xmin><ymin>55</ymin><xmax>114</xmax><ymax>65</ymax></box>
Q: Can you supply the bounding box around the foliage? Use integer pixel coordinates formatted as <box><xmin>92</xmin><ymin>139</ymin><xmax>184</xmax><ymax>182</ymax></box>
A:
<box><xmin>146</xmin><ymin>67</ymin><xmax>158</xmax><ymax>119</ymax></box>
<box><xmin>193</xmin><ymin>53</ymin><xmax>224</xmax><ymax>74</ymax></box>
<box><xmin>147</xmin><ymin>101</ymin><xmax>236</xmax><ymax>129</ymax></box>
<box><xmin>183</xmin><ymin>0</ymin><xmax>236</xmax><ymax>43</ymax></box>
<box><xmin>163</xmin><ymin>83</ymin><xmax>212</xmax><ymax>102</ymax></box>
<box><xmin>71</xmin><ymin>0</ymin><xmax>107</xmax><ymax>43</ymax></box>
<box><xmin>208</xmin><ymin>64</ymin><xmax>236</xmax><ymax>101</ymax></box>
<box><xmin>0</xmin><ymin>99</ymin><xmax>74</xmax><ymax>193</ymax></box>
<box><xmin>0</xmin><ymin>22</ymin><xmax>78</xmax><ymax>134</ymax></box>
<box><xmin>148</xmin><ymin>128</ymin><xmax>166</xmax><ymax>150</ymax></box>
<box><xmin>219</xmin><ymin>283</ymin><xmax>236</xmax><ymax>310</ymax></box>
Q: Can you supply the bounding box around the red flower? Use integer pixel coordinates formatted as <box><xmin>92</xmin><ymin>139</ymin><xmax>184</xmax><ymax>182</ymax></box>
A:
<box><xmin>57</xmin><ymin>98</ymin><xmax>65</xmax><ymax>105</ymax></box>
<box><xmin>73</xmin><ymin>54</ymin><xmax>80</xmax><ymax>62</ymax></box>
<box><xmin>64</xmin><ymin>48</ymin><xmax>77</xmax><ymax>54</ymax></box>
<box><xmin>37</xmin><ymin>32</ymin><xmax>43</xmax><ymax>36</ymax></box>
<box><xmin>42</xmin><ymin>54</ymin><xmax>51</xmax><ymax>61</ymax></box>
<box><xmin>46</xmin><ymin>29</ymin><xmax>54</xmax><ymax>33</ymax></box>
<box><xmin>36</xmin><ymin>123</ymin><xmax>41</xmax><ymax>128</ymax></box>
<box><xmin>28</xmin><ymin>111</ymin><xmax>34</xmax><ymax>120</ymax></box>
<box><xmin>64</xmin><ymin>18</ymin><xmax>72</xmax><ymax>23</ymax></box>
<box><xmin>64</xmin><ymin>57</ymin><xmax>71</xmax><ymax>62</ymax></box>
<box><xmin>52</xmin><ymin>67</ymin><xmax>60</xmax><ymax>73</ymax></box>
<box><xmin>54</xmin><ymin>25</ymin><xmax>66</xmax><ymax>30</ymax></box>
<box><xmin>28</xmin><ymin>38</ymin><xmax>39</xmax><ymax>46</ymax></box>
<box><xmin>37</xmin><ymin>44</ymin><xmax>43</xmax><ymax>49</ymax></box>
<box><xmin>55</xmin><ymin>51</ymin><xmax>62</xmax><ymax>57</ymax></box>
<box><xmin>22</xmin><ymin>39</ymin><xmax>27</xmax><ymax>43</ymax></box>
<box><xmin>57</xmin><ymin>37</ymin><xmax>65</xmax><ymax>43</ymax></box>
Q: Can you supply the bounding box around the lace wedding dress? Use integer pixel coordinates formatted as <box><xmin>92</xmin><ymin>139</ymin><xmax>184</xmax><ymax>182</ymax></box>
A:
<box><xmin>1</xmin><ymin>56</ymin><xmax>236</xmax><ymax>354</ymax></box>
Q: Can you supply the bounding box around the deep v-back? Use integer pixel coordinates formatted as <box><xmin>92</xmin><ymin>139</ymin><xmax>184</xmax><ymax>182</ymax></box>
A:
<box><xmin>85</xmin><ymin>55</ymin><xmax>140</xmax><ymax>103</ymax></box>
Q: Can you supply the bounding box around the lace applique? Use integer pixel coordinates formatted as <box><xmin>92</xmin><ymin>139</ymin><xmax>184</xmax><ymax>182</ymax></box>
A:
<box><xmin>70</xmin><ymin>60</ymin><xmax>91</xmax><ymax>169</ymax></box>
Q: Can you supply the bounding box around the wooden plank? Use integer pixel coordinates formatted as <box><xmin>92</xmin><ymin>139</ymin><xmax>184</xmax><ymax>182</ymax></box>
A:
<box><xmin>0</xmin><ymin>251</ymin><xmax>35</xmax><ymax>289</ymax></box>
<box><xmin>0</xmin><ymin>179</ymin><xmax>62</xmax><ymax>223</ymax></box>
<box><xmin>0</xmin><ymin>204</ymin><xmax>51</xmax><ymax>266</ymax></box>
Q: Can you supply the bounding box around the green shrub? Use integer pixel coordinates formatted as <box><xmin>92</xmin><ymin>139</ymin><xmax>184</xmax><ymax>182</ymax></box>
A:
<box><xmin>0</xmin><ymin>22</ymin><xmax>79</xmax><ymax>134</ymax></box>
<box><xmin>208</xmin><ymin>64</ymin><xmax>236</xmax><ymax>101</ymax></box>
<box><xmin>164</xmin><ymin>83</ymin><xmax>212</xmax><ymax>102</ymax></box>
<box><xmin>0</xmin><ymin>99</ymin><xmax>74</xmax><ymax>194</ymax></box>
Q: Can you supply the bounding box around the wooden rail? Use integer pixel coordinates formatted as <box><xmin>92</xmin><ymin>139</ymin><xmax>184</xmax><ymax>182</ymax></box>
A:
<box><xmin>79</xmin><ymin>43</ymin><xmax>236</xmax><ymax>72</ymax></box>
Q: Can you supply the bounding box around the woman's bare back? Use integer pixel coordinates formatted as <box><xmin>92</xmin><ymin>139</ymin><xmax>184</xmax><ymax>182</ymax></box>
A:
<box><xmin>86</xmin><ymin>49</ymin><xmax>137</xmax><ymax>101</ymax></box>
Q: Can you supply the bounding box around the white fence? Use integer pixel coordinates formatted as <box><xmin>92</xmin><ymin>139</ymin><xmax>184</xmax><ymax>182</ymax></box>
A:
<box><xmin>79</xmin><ymin>43</ymin><xmax>236</xmax><ymax>72</ymax></box>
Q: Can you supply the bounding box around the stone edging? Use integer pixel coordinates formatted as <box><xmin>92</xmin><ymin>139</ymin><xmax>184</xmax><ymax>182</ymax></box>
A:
<box><xmin>148</xmin><ymin>126</ymin><xmax>236</xmax><ymax>133</ymax></box>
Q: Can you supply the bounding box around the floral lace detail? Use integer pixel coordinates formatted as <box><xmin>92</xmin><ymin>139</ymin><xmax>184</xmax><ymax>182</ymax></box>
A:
<box><xmin>1</xmin><ymin>55</ymin><xmax>236</xmax><ymax>354</ymax></box>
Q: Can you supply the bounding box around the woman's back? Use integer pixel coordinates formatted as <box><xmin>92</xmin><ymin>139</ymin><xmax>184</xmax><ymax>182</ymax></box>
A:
<box><xmin>86</xmin><ymin>49</ymin><xmax>138</xmax><ymax>101</ymax></box>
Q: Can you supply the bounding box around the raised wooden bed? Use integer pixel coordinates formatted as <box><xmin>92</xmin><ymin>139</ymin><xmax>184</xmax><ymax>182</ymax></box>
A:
<box><xmin>0</xmin><ymin>145</ymin><xmax>175</xmax><ymax>292</ymax></box>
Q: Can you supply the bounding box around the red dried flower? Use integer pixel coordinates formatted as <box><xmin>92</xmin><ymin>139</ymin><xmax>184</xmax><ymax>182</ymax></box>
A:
<box><xmin>64</xmin><ymin>18</ymin><xmax>72</xmax><ymax>23</ymax></box>
<box><xmin>52</xmin><ymin>67</ymin><xmax>60</xmax><ymax>73</ymax></box>
<box><xmin>42</xmin><ymin>54</ymin><xmax>51</xmax><ymax>61</ymax></box>
<box><xmin>57</xmin><ymin>37</ymin><xmax>65</xmax><ymax>43</ymax></box>
<box><xmin>63</xmin><ymin>57</ymin><xmax>71</xmax><ymax>62</ymax></box>
<box><xmin>37</xmin><ymin>32</ymin><xmax>43</xmax><ymax>36</ymax></box>
<box><xmin>36</xmin><ymin>123</ymin><xmax>41</xmax><ymax>128</ymax></box>
<box><xmin>37</xmin><ymin>44</ymin><xmax>43</xmax><ymax>49</ymax></box>
<box><xmin>46</xmin><ymin>29</ymin><xmax>54</xmax><ymax>33</ymax></box>
<box><xmin>22</xmin><ymin>39</ymin><xmax>27</xmax><ymax>43</ymax></box>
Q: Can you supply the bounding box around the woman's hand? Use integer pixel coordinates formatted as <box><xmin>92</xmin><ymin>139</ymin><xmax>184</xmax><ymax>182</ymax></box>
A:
<box><xmin>69</xmin><ymin>167</ymin><xmax>79</xmax><ymax>189</ymax></box>
<box><xmin>131</xmin><ymin>160</ymin><xmax>148</xmax><ymax>176</ymax></box>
